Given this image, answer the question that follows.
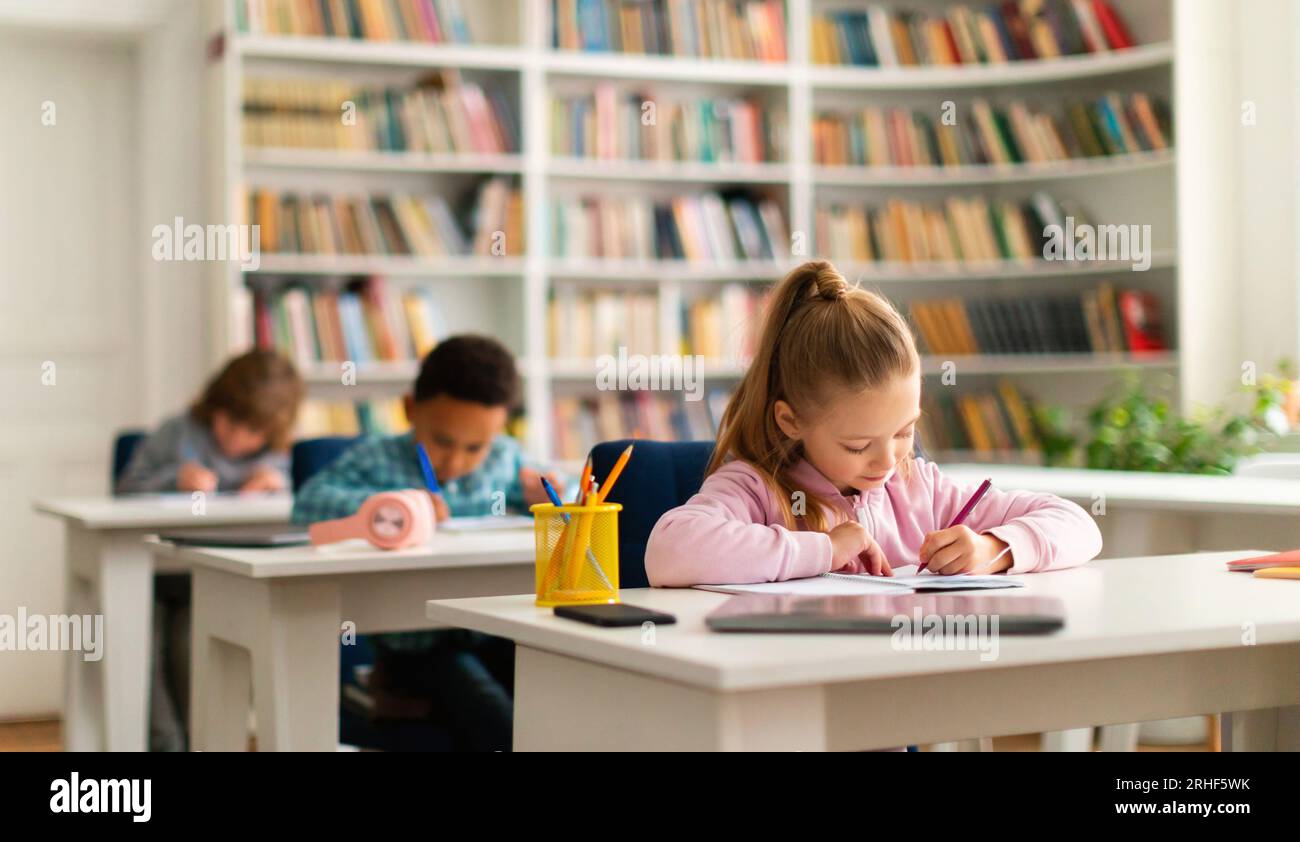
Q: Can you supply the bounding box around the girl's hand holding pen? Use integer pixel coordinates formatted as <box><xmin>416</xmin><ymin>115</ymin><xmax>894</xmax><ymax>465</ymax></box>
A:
<box><xmin>918</xmin><ymin>525</ymin><xmax>1013</xmax><ymax>575</ymax></box>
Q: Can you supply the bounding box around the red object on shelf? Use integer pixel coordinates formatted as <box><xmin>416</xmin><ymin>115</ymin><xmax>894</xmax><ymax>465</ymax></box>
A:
<box><xmin>1091</xmin><ymin>0</ymin><xmax>1135</xmax><ymax>50</ymax></box>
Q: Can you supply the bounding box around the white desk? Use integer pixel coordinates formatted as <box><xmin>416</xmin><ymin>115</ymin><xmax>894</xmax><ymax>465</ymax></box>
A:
<box><xmin>146</xmin><ymin>528</ymin><xmax>535</xmax><ymax>751</ymax></box>
<box><xmin>427</xmin><ymin>551</ymin><xmax>1300</xmax><ymax>751</ymax></box>
<box><xmin>33</xmin><ymin>494</ymin><xmax>292</xmax><ymax>752</ymax></box>
<box><xmin>942</xmin><ymin>465</ymin><xmax>1300</xmax><ymax>750</ymax></box>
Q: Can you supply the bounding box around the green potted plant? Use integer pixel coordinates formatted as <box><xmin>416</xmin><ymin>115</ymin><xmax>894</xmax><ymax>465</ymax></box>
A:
<box><xmin>1033</xmin><ymin>368</ymin><xmax>1292</xmax><ymax>474</ymax></box>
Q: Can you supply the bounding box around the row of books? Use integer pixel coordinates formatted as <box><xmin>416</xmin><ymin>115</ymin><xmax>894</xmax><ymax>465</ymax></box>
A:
<box><xmin>552</xmin><ymin>192</ymin><xmax>789</xmax><ymax>261</ymax></box>
<box><xmin>813</xmin><ymin>92</ymin><xmax>1170</xmax><ymax>169</ymax></box>
<box><xmin>297</xmin><ymin>398</ymin><xmax>411</xmax><ymax>438</ymax></box>
<box><xmin>907</xmin><ymin>285</ymin><xmax>1167</xmax><ymax>356</ymax></box>
<box><xmin>246</xmin><ymin>179</ymin><xmax>523</xmax><ymax>257</ymax></box>
<box><xmin>815</xmin><ymin>192</ymin><xmax>1087</xmax><ymax>265</ymax></box>
<box><xmin>253</xmin><ymin>278</ymin><xmax>446</xmax><ymax>365</ymax></box>
<box><xmin>547</xmin><ymin>283</ymin><xmax>767</xmax><ymax>361</ymax></box>
<box><xmin>236</xmin><ymin>0</ymin><xmax>474</xmax><ymax>42</ymax></box>
<box><xmin>551</xmin><ymin>86</ymin><xmax>783</xmax><ymax>164</ymax></box>
<box><xmin>548</xmin><ymin>288</ymin><xmax>660</xmax><ymax>359</ymax></box>
<box><xmin>919</xmin><ymin>382</ymin><xmax>1041</xmax><ymax>457</ymax></box>
<box><xmin>681</xmin><ymin>285</ymin><xmax>766</xmax><ymax>361</ymax></box>
<box><xmin>552</xmin><ymin>389</ymin><xmax>733</xmax><ymax>462</ymax></box>
<box><xmin>552</xmin><ymin>0</ymin><xmax>787</xmax><ymax>61</ymax></box>
<box><xmin>242</xmin><ymin>74</ymin><xmax>517</xmax><ymax>154</ymax></box>
<box><xmin>811</xmin><ymin>0</ymin><xmax>1137</xmax><ymax>67</ymax></box>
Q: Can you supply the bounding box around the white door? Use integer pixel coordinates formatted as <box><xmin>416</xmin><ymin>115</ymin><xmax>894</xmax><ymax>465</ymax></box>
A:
<box><xmin>0</xmin><ymin>31</ymin><xmax>142</xmax><ymax>717</ymax></box>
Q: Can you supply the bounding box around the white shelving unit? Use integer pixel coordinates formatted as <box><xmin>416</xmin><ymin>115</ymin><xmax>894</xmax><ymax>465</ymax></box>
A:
<box><xmin>203</xmin><ymin>0</ymin><xmax>1178</xmax><ymax>464</ymax></box>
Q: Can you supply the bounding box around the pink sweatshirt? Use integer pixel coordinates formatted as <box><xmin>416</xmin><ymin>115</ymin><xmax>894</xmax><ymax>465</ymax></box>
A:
<box><xmin>645</xmin><ymin>457</ymin><xmax>1102</xmax><ymax>586</ymax></box>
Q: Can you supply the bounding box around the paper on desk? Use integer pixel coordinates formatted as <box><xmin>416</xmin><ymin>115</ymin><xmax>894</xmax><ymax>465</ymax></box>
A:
<box><xmin>440</xmin><ymin>514</ymin><xmax>535</xmax><ymax>532</ymax></box>
<box><xmin>694</xmin><ymin>568</ymin><xmax>1023</xmax><ymax>596</ymax></box>
<box><xmin>694</xmin><ymin>576</ymin><xmax>915</xmax><ymax>597</ymax></box>
<box><xmin>884</xmin><ymin>564</ymin><xmax>1024</xmax><ymax>590</ymax></box>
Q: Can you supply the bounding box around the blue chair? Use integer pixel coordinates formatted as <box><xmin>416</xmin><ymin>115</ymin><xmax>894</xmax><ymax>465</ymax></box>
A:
<box><xmin>589</xmin><ymin>440</ymin><xmax>716</xmax><ymax>589</ymax></box>
<box><xmin>111</xmin><ymin>431</ymin><xmax>147</xmax><ymax>490</ymax></box>
<box><xmin>290</xmin><ymin>436</ymin><xmax>362</xmax><ymax>493</ymax></box>
<box><xmin>590</xmin><ymin>437</ymin><xmax>927</xmax><ymax>588</ymax></box>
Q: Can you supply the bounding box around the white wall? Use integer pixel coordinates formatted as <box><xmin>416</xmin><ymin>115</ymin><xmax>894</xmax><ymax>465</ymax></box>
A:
<box><xmin>1236</xmin><ymin>0</ymin><xmax>1300</xmax><ymax>379</ymax></box>
<box><xmin>1177</xmin><ymin>0</ymin><xmax>1300</xmax><ymax>411</ymax></box>
<box><xmin>137</xmin><ymin>0</ymin><xmax>208</xmax><ymax>420</ymax></box>
<box><xmin>0</xmin><ymin>30</ymin><xmax>143</xmax><ymax>717</ymax></box>
<box><xmin>0</xmin><ymin>0</ymin><xmax>205</xmax><ymax>718</ymax></box>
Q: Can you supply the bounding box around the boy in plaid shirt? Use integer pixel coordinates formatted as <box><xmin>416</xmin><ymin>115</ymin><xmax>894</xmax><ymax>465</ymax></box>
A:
<box><xmin>293</xmin><ymin>335</ymin><xmax>562</xmax><ymax>751</ymax></box>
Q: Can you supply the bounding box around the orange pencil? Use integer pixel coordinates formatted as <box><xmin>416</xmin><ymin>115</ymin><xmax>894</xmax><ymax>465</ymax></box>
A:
<box><xmin>542</xmin><ymin>458</ymin><xmax>591</xmax><ymax>594</ymax></box>
<box><xmin>595</xmin><ymin>444</ymin><xmax>634</xmax><ymax>504</ymax></box>
<box><xmin>575</xmin><ymin>458</ymin><xmax>592</xmax><ymax>505</ymax></box>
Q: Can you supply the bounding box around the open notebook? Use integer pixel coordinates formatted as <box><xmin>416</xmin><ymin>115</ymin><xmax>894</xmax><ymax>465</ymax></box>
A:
<box><xmin>439</xmin><ymin>514</ymin><xmax>535</xmax><ymax>532</ymax></box>
<box><xmin>695</xmin><ymin>565</ymin><xmax>1024</xmax><ymax>597</ymax></box>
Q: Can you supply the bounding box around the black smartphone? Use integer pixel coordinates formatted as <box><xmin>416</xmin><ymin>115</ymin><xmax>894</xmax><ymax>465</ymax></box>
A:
<box><xmin>553</xmin><ymin>603</ymin><xmax>677</xmax><ymax>627</ymax></box>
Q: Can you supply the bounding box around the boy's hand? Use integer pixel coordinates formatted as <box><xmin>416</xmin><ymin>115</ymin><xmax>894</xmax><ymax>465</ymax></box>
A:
<box><xmin>520</xmin><ymin>467</ymin><xmax>563</xmax><ymax>506</ymax></box>
<box><xmin>427</xmin><ymin>492</ymin><xmax>450</xmax><ymax>523</ymax></box>
<box><xmin>239</xmin><ymin>466</ymin><xmax>285</xmax><ymax>493</ymax></box>
<box><xmin>919</xmin><ymin>525</ymin><xmax>1013</xmax><ymax>575</ymax></box>
<box><xmin>177</xmin><ymin>462</ymin><xmax>217</xmax><ymax>493</ymax></box>
<box><xmin>827</xmin><ymin>521</ymin><xmax>892</xmax><ymax>576</ymax></box>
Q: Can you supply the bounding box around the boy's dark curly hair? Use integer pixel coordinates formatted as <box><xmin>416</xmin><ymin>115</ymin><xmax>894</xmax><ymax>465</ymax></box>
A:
<box><xmin>414</xmin><ymin>335</ymin><xmax>519</xmax><ymax>409</ymax></box>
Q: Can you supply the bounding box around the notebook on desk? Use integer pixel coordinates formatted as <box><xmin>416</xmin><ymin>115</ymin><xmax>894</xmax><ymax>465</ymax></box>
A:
<box><xmin>159</xmin><ymin>525</ymin><xmax>309</xmax><ymax>547</ymax></box>
<box><xmin>695</xmin><ymin>567</ymin><xmax>1025</xmax><ymax>597</ymax></box>
<box><xmin>705</xmin><ymin>592</ymin><xmax>1066</xmax><ymax>634</ymax></box>
<box><xmin>439</xmin><ymin>514</ymin><xmax>534</xmax><ymax>532</ymax></box>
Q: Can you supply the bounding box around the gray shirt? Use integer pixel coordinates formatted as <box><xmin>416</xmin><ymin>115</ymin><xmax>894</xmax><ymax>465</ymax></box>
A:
<box><xmin>115</xmin><ymin>413</ymin><xmax>290</xmax><ymax>494</ymax></box>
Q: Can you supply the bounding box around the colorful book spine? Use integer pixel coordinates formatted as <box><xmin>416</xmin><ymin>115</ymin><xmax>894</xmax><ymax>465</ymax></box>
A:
<box><xmin>236</xmin><ymin>0</ymin><xmax>474</xmax><ymax>44</ymax></box>
<box><xmin>811</xmin><ymin>0</ymin><xmax>1139</xmax><ymax>67</ymax></box>
<box><xmin>242</xmin><ymin>73</ymin><xmax>517</xmax><ymax>155</ymax></box>
<box><xmin>551</xmin><ymin>85</ymin><xmax>785</xmax><ymax>164</ymax></box>
<box><xmin>816</xmin><ymin>191</ymin><xmax>1095</xmax><ymax>266</ymax></box>
<box><xmin>906</xmin><ymin>284</ymin><xmax>1166</xmax><ymax>356</ymax></box>
<box><xmin>245</xmin><ymin>178</ymin><xmax>521</xmax><ymax>257</ymax></box>
<box><xmin>252</xmin><ymin>277</ymin><xmax>447</xmax><ymax>366</ymax></box>
<box><xmin>553</xmin><ymin>0</ymin><xmax>788</xmax><ymax>62</ymax></box>
<box><xmin>813</xmin><ymin>92</ymin><xmax>1170</xmax><ymax>168</ymax></box>
<box><xmin>551</xmin><ymin>388</ymin><xmax>734</xmax><ymax>461</ymax></box>
<box><xmin>552</xmin><ymin>191</ymin><xmax>788</xmax><ymax>261</ymax></box>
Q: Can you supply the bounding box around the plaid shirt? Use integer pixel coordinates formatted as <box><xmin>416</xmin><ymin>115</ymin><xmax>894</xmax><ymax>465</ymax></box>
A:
<box><xmin>292</xmin><ymin>432</ymin><xmax>536</xmax><ymax>653</ymax></box>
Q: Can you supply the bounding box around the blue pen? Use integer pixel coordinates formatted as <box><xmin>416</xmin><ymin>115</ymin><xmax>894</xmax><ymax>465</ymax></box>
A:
<box><xmin>540</xmin><ymin>475</ymin><xmax>613</xmax><ymax>590</ymax></box>
<box><xmin>416</xmin><ymin>443</ymin><xmax>441</xmax><ymax>494</ymax></box>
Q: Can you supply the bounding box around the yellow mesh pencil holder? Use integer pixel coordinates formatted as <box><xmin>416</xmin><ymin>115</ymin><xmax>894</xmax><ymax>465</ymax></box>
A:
<box><xmin>530</xmin><ymin>502</ymin><xmax>621</xmax><ymax>606</ymax></box>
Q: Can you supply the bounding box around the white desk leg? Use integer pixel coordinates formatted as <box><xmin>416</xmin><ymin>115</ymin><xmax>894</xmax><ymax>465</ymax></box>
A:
<box><xmin>191</xmin><ymin>567</ymin><xmax>253</xmax><ymax>751</ymax></box>
<box><xmin>66</xmin><ymin>526</ymin><xmax>154</xmax><ymax>752</ymax></box>
<box><xmin>1098</xmin><ymin>722</ymin><xmax>1140</xmax><ymax>752</ymax></box>
<box><xmin>191</xmin><ymin>570</ymin><xmax>341</xmax><ymax>751</ymax></box>
<box><xmin>251</xmin><ymin>579</ymin><xmax>342</xmax><ymax>752</ymax></box>
<box><xmin>1222</xmin><ymin>706</ymin><xmax>1300</xmax><ymax>751</ymax></box>
<box><xmin>63</xmin><ymin>529</ymin><xmax>101</xmax><ymax>751</ymax></box>
<box><xmin>1042</xmin><ymin>728</ymin><xmax>1094</xmax><ymax>751</ymax></box>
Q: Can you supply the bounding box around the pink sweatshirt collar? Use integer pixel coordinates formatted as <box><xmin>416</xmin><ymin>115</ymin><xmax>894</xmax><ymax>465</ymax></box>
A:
<box><xmin>785</xmin><ymin>457</ymin><xmax>887</xmax><ymax>515</ymax></box>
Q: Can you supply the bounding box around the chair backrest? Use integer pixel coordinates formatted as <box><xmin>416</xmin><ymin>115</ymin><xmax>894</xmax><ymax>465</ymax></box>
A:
<box><xmin>111</xmin><ymin>431</ymin><xmax>147</xmax><ymax>489</ymax></box>
<box><xmin>291</xmin><ymin>436</ymin><xmax>363</xmax><ymax>491</ymax></box>
<box><xmin>590</xmin><ymin>437</ymin><xmax>928</xmax><ymax>589</ymax></box>
<box><xmin>589</xmin><ymin>440</ymin><xmax>715</xmax><ymax>589</ymax></box>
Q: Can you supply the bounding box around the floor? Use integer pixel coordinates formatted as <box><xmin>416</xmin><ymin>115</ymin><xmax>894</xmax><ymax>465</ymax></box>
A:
<box><xmin>0</xmin><ymin>719</ymin><xmax>1215</xmax><ymax>751</ymax></box>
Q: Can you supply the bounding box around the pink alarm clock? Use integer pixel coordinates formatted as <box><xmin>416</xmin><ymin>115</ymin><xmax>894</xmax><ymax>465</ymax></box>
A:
<box><xmin>308</xmin><ymin>490</ymin><xmax>436</xmax><ymax>550</ymax></box>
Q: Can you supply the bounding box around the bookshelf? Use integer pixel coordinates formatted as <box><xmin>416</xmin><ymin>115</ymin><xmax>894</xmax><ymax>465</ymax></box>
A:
<box><xmin>203</xmin><ymin>0</ymin><xmax>1178</xmax><ymax>466</ymax></box>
